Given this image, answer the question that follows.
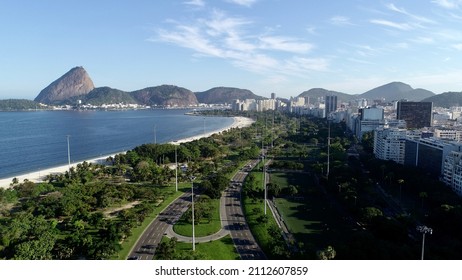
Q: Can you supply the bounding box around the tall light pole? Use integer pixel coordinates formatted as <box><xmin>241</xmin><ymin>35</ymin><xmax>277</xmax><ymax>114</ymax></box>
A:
<box><xmin>66</xmin><ymin>135</ymin><xmax>71</xmax><ymax>176</ymax></box>
<box><xmin>417</xmin><ymin>225</ymin><xmax>433</xmax><ymax>260</ymax></box>
<box><xmin>191</xmin><ymin>176</ymin><xmax>196</xmax><ymax>251</ymax></box>
<box><xmin>262</xmin><ymin>130</ymin><xmax>267</xmax><ymax>215</ymax></box>
<box><xmin>326</xmin><ymin>118</ymin><xmax>331</xmax><ymax>179</ymax></box>
<box><xmin>175</xmin><ymin>143</ymin><xmax>178</xmax><ymax>192</ymax></box>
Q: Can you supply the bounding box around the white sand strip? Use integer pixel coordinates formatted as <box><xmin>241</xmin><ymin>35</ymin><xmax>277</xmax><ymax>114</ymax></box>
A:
<box><xmin>0</xmin><ymin>116</ymin><xmax>254</xmax><ymax>189</ymax></box>
<box><xmin>0</xmin><ymin>153</ymin><xmax>122</xmax><ymax>189</ymax></box>
<box><xmin>171</xmin><ymin>116</ymin><xmax>254</xmax><ymax>144</ymax></box>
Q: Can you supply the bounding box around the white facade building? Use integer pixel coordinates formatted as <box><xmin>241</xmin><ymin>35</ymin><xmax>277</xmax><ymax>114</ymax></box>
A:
<box><xmin>434</xmin><ymin>128</ymin><xmax>462</xmax><ymax>142</ymax></box>
<box><xmin>443</xmin><ymin>151</ymin><xmax>462</xmax><ymax>196</ymax></box>
<box><xmin>374</xmin><ymin>127</ymin><xmax>407</xmax><ymax>164</ymax></box>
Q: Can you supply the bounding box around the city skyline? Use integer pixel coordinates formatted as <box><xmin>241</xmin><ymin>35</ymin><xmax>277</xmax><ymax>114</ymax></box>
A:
<box><xmin>2</xmin><ymin>0</ymin><xmax>462</xmax><ymax>99</ymax></box>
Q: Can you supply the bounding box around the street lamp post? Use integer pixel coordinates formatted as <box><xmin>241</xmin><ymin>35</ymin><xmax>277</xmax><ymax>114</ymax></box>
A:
<box><xmin>326</xmin><ymin>118</ymin><xmax>330</xmax><ymax>179</ymax></box>
<box><xmin>262</xmin><ymin>130</ymin><xmax>267</xmax><ymax>215</ymax></box>
<box><xmin>175</xmin><ymin>143</ymin><xmax>178</xmax><ymax>192</ymax></box>
<box><xmin>191</xmin><ymin>176</ymin><xmax>196</xmax><ymax>251</ymax></box>
<box><xmin>417</xmin><ymin>225</ymin><xmax>433</xmax><ymax>260</ymax></box>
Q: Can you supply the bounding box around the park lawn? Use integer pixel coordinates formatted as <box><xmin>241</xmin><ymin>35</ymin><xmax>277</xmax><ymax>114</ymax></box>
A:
<box><xmin>242</xmin><ymin>197</ymin><xmax>279</xmax><ymax>253</ymax></box>
<box><xmin>269</xmin><ymin>171</ymin><xmax>313</xmax><ymax>192</ymax></box>
<box><xmin>240</xmin><ymin>166</ymin><xmax>282</xmax><ymax>258</ymax></box>
<box><xmin>158</xmin><ymin>235</ymin><xmax>240</xmax><ymax>260</ymax></box>
<box><xmin>275</xmin><ymin>198</ymin><xmax>323</xmax><ymax>235</ymax></box>
<box><xmin>113</xmin><ymin>183</ymin><xmax>189</xmax><ymax>260</ymax></box>
<box><xmin>173</xmin><ymin>198</ymin><xmax>221</xmax><ymax>237</ymax></box>
<box><xmin>270</xmin><ymin>170</ymin><xmax>354</xmax><ymax>257</ymax></box>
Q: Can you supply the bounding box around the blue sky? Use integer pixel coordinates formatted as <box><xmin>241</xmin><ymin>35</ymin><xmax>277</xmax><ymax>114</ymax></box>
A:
<box><xmin>2</xmin><ymin>0</ymin><xmax>462</xmax><ymax>99</ymax></box>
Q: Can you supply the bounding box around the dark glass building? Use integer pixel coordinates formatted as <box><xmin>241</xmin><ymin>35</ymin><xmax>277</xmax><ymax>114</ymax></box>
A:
<box><xmin>325</xmin><ymin>95</ymin><xmax>337</xmax><ymax>118</ymax></box>
<box><xmin>396</xmin><ymin>101</ymin><xmax>433</xmax><ymax>129</ymax></box>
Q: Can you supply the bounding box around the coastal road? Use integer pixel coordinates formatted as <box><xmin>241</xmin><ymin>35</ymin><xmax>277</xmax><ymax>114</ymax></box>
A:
<box><xmin>224</xmin><ymin>160</ymin><xmax>266</xmax><ymax>260</ymax></box>
<box><xmin>128</xmin><ymin>159</ymin><xmax>266</xmax><ymax>260</ymax></box>
<box><xmin>128</xmin><ymin>191</ymin><xmax>192</xmax><ymax>260</ymax></box>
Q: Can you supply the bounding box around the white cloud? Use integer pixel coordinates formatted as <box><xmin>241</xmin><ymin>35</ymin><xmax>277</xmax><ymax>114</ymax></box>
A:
<box><xmin>330</xmin><ymin>16</ymin><xmax>354</xmax><ymax>26</ymax></box>
<box><xmin>306</xmin><ymin>26</ymin><xmax>317</xmax><ymax>35</ymax></box>
<box><xmin>259</xmin><ymin>36</ymin><xmax>313</xmax><ymax>54</ymax></box>
<box><xmin>226</xmin><ymin>0</ymin><xmax>257</xmax><ymax>7</ymax></box>
<box><xmin>203</xmin><ymin>10</ymin><xmax>252</xmax><ymax>36</ymax></box>
<box><xmin>155</xmin><ymin>25</ymin><xmax>224</xmax><ymax>57</ymax></box>
<box><xmin>370</xmin><ymin>19</ymin><xmax>413</xmax><ymax>30</ymax></box>
<box><xmin>183</xmin><ymin>0</ymin><xmax>205</xmax><ymax>7</ymax></box>
<box><xmin>390</xmin><ymin>42</ymin><xmax>410</xmax><ymax>49</ymax></box>
<box><xmin>287</xmin><ymin>57</ymin><xmax>330</xmax><ymax>72</ymax></box>
<box><xmin>410</xmin><ymin>36</ymin><xmax>435</xmax><ymax>44</ymax></box>
<box><xmin>452</xmin><ymin>43</ymin><xmax>462</xmax><ymax>50</ymax></box>
<box><xmin>153</xmin><ymin>9</ymin><xmax>328</xmax><ymax>78</ymax></box>
<box><xmin>386</xmin><ymin>3</ymin><xmax>436</xmax><ymax>24</ymax></box>
<box><xmin>432</xmin><ymin>0</ymin><xmax>462</xmax><ymax>9</ymax></box>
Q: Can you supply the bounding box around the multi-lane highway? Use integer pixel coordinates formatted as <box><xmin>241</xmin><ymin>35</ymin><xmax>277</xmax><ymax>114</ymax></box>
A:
<box><xmin>224</xmin><ymin>160</ymin><xmax>266</xmax><ymax>259</ymax></box>
<box><xmin>127</xmin><ymin>159</ymin><xmax>266</xmax><ymax>260</ymax></box>
<box><xmin>128</xmin><ymin>191</ymin><xmax>192</xmax><ymax>260</ymax></box>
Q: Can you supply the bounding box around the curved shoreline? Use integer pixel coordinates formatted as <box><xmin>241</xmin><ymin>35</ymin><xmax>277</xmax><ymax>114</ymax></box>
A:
<box><xmin>0</xmin><ymin>116</ymin><xmax>254</xmax><ymax>188</ymax></box>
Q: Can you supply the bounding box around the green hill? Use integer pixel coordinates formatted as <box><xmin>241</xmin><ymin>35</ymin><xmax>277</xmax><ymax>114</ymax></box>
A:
<box><xmin>298</xmin><ymin>88</ymin><xmax>356</xmax><ymax>104</ymax></box>
<box><xmin>82</xmin><ymin>87</ymin><xmax>138</xmax><ymax>105</ymax></box>
<box><xmin>195</xmin><ymin>87</ymin><xmax>263</xmax><ymax>104</ymax></box>
<box><xmin>131</xmin><ymin>85</ymin><xmax>198</xmax><ymax>107</ymax></box>
<box><xmin>0</xmin><ymin>99</ymin><xmax>47</xmax><ymax>111</ymax></box>
<box><xmin>421</xmin><ymin>92</ymin><xmax>462</xmax><ymax>108</ymax></box>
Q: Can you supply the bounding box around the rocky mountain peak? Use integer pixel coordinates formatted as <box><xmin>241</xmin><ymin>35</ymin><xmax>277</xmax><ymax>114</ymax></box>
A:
<box><xmin>34</xmin><ymin>66</ymin><xmax>95</xmax><ymax>104</ymax></box>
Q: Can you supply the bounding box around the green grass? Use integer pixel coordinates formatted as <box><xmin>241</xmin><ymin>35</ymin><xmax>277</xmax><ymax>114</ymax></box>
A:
<box><xmin>174</xmin><ymin>235</ymin><xmax>240</xmax><ymax>260</ymax></box>
<box><xmin>275</xmin><ymin>198</ymin><xmax>323</xmax><ymax>235</ymax></box>
<box><xmin>270</xmin><ymin>170</ymin><xmax>354</xmax><ymax>257</ymax></box>
<box><xmin>270</xmin><ymin>171</ymin><xmax>314</xmax><ymax>191</ymax></box>
<box><xmin>240</xmin><ymin>166</ymin><xmax>282</xmax><ymax>258</ymax></box>
<box><xmin>173</xmin><ymin>198</ymin><xmax>221</xmax><ymax>237</ymax></box>
<box><xmin>156</xmin><ymin>235</ymin><xmax>239</xmax><ymax>260</ymax></box>
<box><xmin>112</xmin><ymin>183</ymin><xmax>190</xmax><ymax>260</ymax></box>
<box><xmin>242</xmin><ymin>197</ymin><xmax>279</xmax><ymax>252</ymax></box>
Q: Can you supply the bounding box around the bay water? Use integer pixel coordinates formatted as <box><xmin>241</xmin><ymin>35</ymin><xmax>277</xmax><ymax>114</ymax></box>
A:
<box><xmin>0</xmin><ymin>109</ymin><xmax>233</xmax><ymax>179</ymax></box>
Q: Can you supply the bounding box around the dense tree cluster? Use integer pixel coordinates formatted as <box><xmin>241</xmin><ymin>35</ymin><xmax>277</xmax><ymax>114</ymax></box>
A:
<box><xmin>0</xmin><ymin>114</ymin><xmax>264</xmax><ymax>259</ymax></box>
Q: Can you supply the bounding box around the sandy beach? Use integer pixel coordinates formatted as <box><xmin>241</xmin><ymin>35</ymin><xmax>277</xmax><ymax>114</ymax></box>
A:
<box><xmin>0</xmin><ymin>116</ymin><xmax>254</xmax><ymax>188</ymax></box>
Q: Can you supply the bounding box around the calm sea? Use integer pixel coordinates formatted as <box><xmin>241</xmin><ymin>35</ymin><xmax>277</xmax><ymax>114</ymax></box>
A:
<box><xmin>0</xmin><ymin>109</ymin><xmax>233</xmax><ymax>179</ymax></box>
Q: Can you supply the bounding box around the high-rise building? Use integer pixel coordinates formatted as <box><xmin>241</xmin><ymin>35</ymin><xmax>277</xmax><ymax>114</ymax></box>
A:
<box><xmin>397</xmin><ymin>101</ymin><xmax>433</xmax><ymax>129</ymax></box>
<box><xmin>271</xmin><ymin>92</ymin><xmax>276</xmax><ymax>100</ymax></box>
<box><xmin>442</xmin><ymin>151</ymin><xmax>462</xmax><ymax>195</ymax></box>
<box><xmin>355</xmin><ymin>107</ymin><xmax>384</xmax><ymax>139</ymax></box>
<box><xmin>404</xmin><ymin>138</ymin><xmax>462</xmax><ymax>176</ymax></box>
<box><xmin>374</xmin><ymin>127</ymin><xmax>407</xmax><ymax>164</ymax></box>
<box><xmin>325</xmin><ymin>95</ymin><xmax>337</xmax><ymax>117</ymax></box>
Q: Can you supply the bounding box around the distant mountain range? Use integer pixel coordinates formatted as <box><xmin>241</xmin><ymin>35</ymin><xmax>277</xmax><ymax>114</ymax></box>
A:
<box><xmin>298</xmin><ymin>88</ymin><xmax>357</xmax><ymax>104</ymax></box>
<box><xmin>2</xmin><ymin>66</ymin><xmax>461</xmax><ymax>109</ymax></box>
<box><xmin>297</xmin><ymin>82</ymin><xmax>436</xmax><ymax>104</ymax></box>
<box><xmin>421</xmin><ymin>92</ymin><xmax>462</xmax><ymax>108</ymax></box>
<box><xmin>359</xmin><ymin>82</ymin><xmax>435</xmax><ymax>101</ymax></box>
<box><xmin>195</xmin><ymin>87</ymin><xmax>263</xmax><ymax>104</ymax></box>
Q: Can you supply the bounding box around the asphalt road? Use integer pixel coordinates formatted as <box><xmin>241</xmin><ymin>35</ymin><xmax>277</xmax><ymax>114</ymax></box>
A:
<box><xmin>127</xmin><ymin>159</ymin><xmax>266</xmax><ymax>260</ymax></box>
<box><xmin>225</xmin><ymin>159</ymin><xmax>266</xmax><ymax>260</ymax></box>
<box><xmin>128</xmin><ymin>191</ymin><xmax>192</xmax><ymax>260</ymax></box>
